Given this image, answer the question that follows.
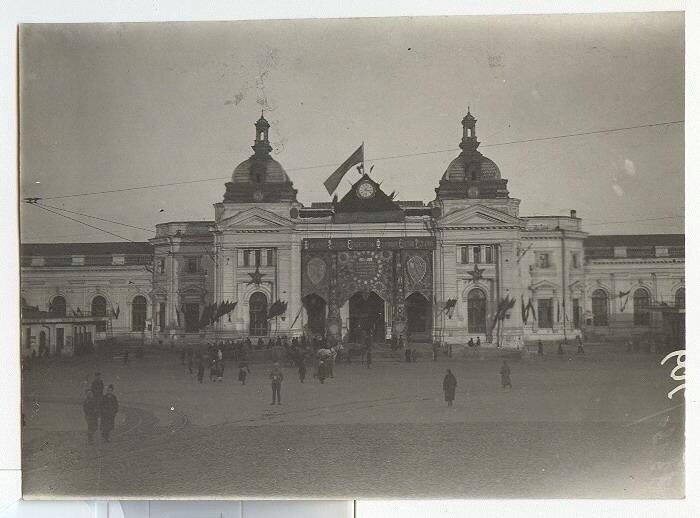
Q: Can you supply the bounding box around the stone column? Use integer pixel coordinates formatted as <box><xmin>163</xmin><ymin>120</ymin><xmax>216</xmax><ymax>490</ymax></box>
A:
<box><xmin>288</xmin><ymin>241</ymin><xmax>302</xmax><ymax>336</ymax></box>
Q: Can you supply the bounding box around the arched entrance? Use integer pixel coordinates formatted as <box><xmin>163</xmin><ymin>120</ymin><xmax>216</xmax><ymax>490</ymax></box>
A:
<box><xmin>467</xmin><ymin>288</ymin><xmax>487</xmax><ymax>334</ymax></box>
<box><xmin>39</xmin><ymin>331</ymin><xmax>47</xmax><ymax>356</ymax></box>
<box><xmin>349</xmin><ymin>291</ymin><xmax>384</xmax><ymax>343</ymax></box>
<box><xmin>303</xmin><ymin>293</ymin><xmax>327</xmax><ymax>338</ymax></box>
<box><xmin>406</xmin><ymin>292</ymin><xmax>431</xmax><ymax>341</ymax></box>
<box><xmin>249</xmin><ymin>292</ymin><xmax>268</xmax><ymax>336</ymax></box>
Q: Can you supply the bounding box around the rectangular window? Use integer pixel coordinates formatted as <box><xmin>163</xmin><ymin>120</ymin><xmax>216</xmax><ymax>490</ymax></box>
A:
<box><xmin>538</xmin><ymin>253</ymin><xmax>550</xmax><ymax>269</ymax></box>
<box><xmin>571</xmin><ymin>252</ymin><xmax>579</xmax><ymax>269</ymax></box>
<box><xmin>243</xmin><ymin>250</ymin><xmax>250</xmax><ymax>266</ymax></box>
<box><xmin>96</xmin><ymin>321</ymin><xmax>106</xmax><ymax>332</ymax></box>
<box><xmin>45</xmin><ymin>256</ymin><xmax>72</xmax><ymax>267</ymax></box>
<box><xmin>537</xmin><ymin>299</ymin><xmax>553</xmax><ymax>328</ymax></box>
<box><xmin>255</xmin><ymin>249</ymin><xmax>262</xmax><ymax>267</ymax></box>
<box><xmin>125</xmin><ymin>255</ymin><xmax>152</xmax><ymax>266</ymax></box>
<box><xmin>460</xmin><ymin>246</ymin><xmax>468</xmax><ymax>264</ymax></box>
<box><xmin>185</xmin><ymin>257</ymin><xmax>199</xmax><ymax>274</ymax></box>
<box><xmin>85</xmin><ymin>255</ymin><xmax>113</xmax><ymax>266</ymax></box>
<box><xmin>266</xmin><ymin>248</ymin><xmax>274</xmax><ymax>266</ymax></box>
<box><xmin>473</xmin><ymin>246</ymin><xmax>481</xmax><ymax>264</ymax></box>
<box><xmin>485</xmin><ymin>246</ymin><xmax>493</xmax><ymax>263</ymax></box>
<box><xmin>158</xmin><ymin>258</ymin><xmax>166</xmax><ymax>274</ymax></box>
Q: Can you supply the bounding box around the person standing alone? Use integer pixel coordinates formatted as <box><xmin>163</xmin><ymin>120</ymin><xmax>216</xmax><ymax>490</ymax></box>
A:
<box><xmin>100</xmin><ymin>384</ymin><xmax>119</xmax><ymax>442</ymax></box>
<box><xmin>269</xmin><ymin>362</ymin><xmax>284</xmax><ymax>405</ymax></box>
<box><xmin>443</xmin><ymin>369</ymin><xmax>457</xmax><ymax>407</ymax></box>
<box><xmin>500</xmin><ymin>360</ymin><xmax>512</xmax><ymax>389</ymax></box>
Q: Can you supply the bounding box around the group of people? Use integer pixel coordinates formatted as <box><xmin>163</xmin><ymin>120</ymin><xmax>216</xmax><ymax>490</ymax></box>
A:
<box><xmin>441</xmin><ymin>360</ymin><xmax>513</xmax><ymax>407</ymax></box>
<box><xmin>82</xmin><ymin>372</ymin><xmax>119</xmax><ymax>444</ymax></box>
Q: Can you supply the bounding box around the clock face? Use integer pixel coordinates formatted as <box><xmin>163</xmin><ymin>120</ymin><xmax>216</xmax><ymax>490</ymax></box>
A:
<box><xmin>357</xmin><ymin>181</ymin><xmax>376</xmax><ymax>199</ymax></box>
<box><xmin>253</xmin><ymin>190</ymin><xmax>264</xmax><ymax>202</ymax></box>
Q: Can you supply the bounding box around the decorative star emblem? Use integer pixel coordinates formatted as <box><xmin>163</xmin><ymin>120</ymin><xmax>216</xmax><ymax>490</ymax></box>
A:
<box><xmin>247</xmin><ymin>265</ymin><xmax>265</xmax><ymax>286</ymax></box>
<box><xmin>466</xmin><ymin>263</ymin><xmax>483</xmax><ymax>281</ymax></box>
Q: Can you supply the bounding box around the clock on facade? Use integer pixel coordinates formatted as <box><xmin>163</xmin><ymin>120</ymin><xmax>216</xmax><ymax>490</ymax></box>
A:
<box><xmin>357</xmin><ymin>181</ymin><xmax>376</xmax><ymax>199</ymax></box>
<box><xmin>253</xmin><ymin>190</ymin><xmax>264</xmax><ymax>202</ymax></box>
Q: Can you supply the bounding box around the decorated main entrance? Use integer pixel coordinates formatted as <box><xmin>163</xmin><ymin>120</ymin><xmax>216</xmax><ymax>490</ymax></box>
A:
<box><xmin>301</xmin><ymin>236</ymin><xmax>434</xmax><ymax>342</ymax></box>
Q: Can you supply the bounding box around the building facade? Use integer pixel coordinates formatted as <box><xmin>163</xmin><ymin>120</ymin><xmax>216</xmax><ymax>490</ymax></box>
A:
<box><xmin>20</xmin><ymin>112</ymin><xmax>685</xmax><ymax>352</ymax></box>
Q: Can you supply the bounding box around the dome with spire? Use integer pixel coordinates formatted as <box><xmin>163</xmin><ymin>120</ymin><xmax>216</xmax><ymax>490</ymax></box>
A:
<box><xmin>223</xmin><ymin>114</ymin><xmax>297</xmax><ymax>203</ymax></box>
<box><xmin>435</xmin><ymin>110</ymin><xmax>510</xmax><ymax>200</ymax></box>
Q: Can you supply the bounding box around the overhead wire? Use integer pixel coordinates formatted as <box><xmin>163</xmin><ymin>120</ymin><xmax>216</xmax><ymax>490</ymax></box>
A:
<box><xmin>31</xmin><ymin>119</ymin><xmax>683</xmax><ymax>201</ymax></box>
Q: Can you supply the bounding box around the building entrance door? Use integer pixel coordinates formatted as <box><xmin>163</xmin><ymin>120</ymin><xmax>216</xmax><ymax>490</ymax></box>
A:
<box><xmin>406</xmin><ymin>292</ymin><xmax>432</xmax><ymax>342</ymax></box>
<box><xmin>349</xmin><ymin>291</ymin><xmax>384</xmax><ymax>343</ymax></box>
<box><xmin>184</xmin><ymin>303</ymin><xmax>200</xmax><ymax>332</ymax></box>
<box><xmin>303</xmin><ymin>294</ymin><xmax>326</xmax><ymax>337</ymax></box>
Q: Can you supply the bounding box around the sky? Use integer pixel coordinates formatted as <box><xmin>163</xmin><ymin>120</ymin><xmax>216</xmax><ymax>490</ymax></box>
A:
<box><xmin>18</xmin><ymin>12</ymin><xmax>684</xmax><ymax>243</ymax></box>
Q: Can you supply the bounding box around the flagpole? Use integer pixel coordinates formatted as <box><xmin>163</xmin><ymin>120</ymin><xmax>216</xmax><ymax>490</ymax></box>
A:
<box><xmin>362</xmin><ymin>140</ymin><xmax>365</xmax><ymax>175</ymax></box>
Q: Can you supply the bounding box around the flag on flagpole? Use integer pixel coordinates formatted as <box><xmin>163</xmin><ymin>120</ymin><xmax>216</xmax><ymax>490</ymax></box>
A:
<box><xmin>290</xmin><ymin>305</ymin><xmax>303</xmax><ymax>329</ymax></box>
<box><xmin>323</xmin><ymin>144</ymin><xmax>364</xmax><ymax>195</ymax></box>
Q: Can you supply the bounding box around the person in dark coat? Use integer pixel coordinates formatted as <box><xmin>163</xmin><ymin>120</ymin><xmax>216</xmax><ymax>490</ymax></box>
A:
<box><xmin>557</xmin><ymin>342</ymin><xmax>564</xmax><ymax>355</ymax></box>
<box><xmin>83</xmin><ymin>390</ymin><xmax>99</xmax><ymax>444</ymax></box>
<box><xmin>576</xmin><ymin>335</ymin><xmax>585</xmax><ymax>354</ymax></box>
<box><xmin>269</xmin><ymin>362</ymin><xmax>284</xmax><ymax>404</ymax></box>
<box><xmin>500</xmin><ymin>360</ymin><xmax>512</xmax><ymax>389</ymax></box>
<box><xmin>91</xmin><ymin>372</ymin><xmax>104</xmax><ymax>402</ymax></box>
<box><xmin>188</xmin><ymin>352</ymin><xmax>194</xmax><ymax>375</ymax></box>
<box><xmin>443</xmin><ymin>369</ymin><xmax>457</xmax><ymax>407</ymax></box>
<box><xmin>405</xmin><ymin>348</ymin><xmax>411</xmax><ymax>362</ymax></box>
<box><xmin>197</xmin><ymin>356</ymin><xmax>205</xmax><ymax>383</ymax></box>
<box><xmin>238</xmin><ymin>362</ymin><xmax>248</xmax><ymax>385</ymax></box>
<box><xmin>318</xmin><ymin>360</ymin><xmax>326</xmax><ymax>384</ymax></box>
<box><xmin>468</xmin><ymin>338</ymin><xmax>475</xmax><ymax>348</ymax></box>
<box><xmin>100</xmin><ymin>385</ymin><xmax>119</xmax><ymax>442</ymax></box>
<box><xmin>298</xmin><ymin>359</ymin><xmax>307</xmax><ymax>383</ymax></box>
<box><xmin>476</xmin><ymin>337</ymin><xmax>481</xmax><ymax>348</ymax></box>
<box><xmin>537</xmin><ymin>340</ymin><xmax>544</xmax><ymax>356</ymax></box>
<box><xmin>365</xmin><ymin>349</ymin><xmax>372</xmax><ymax>369</ymax></box>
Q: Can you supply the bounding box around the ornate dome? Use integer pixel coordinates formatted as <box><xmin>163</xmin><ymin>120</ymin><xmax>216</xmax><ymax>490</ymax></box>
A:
<box><xmin>231</xmin><ymin>156</ymin><xmax>291</xmax><ymax>184</ymax></box>
<box><xmin>441</xmin><ymin>154</ymin><xmax>502</xmax><ymax>182</ymax></box>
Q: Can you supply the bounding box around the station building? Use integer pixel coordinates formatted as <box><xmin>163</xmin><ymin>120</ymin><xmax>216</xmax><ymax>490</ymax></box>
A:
<box><xmin>20</xmin><ymin>111</ymin><xmax>685</xmax><ymax>354</ymax></box>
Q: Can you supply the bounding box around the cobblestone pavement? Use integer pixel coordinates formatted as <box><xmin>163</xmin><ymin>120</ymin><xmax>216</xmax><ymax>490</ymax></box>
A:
<box><xmin>21</xmin><ymin>347</ymin><xmax>684</xmax><ymax>498</ymax></box>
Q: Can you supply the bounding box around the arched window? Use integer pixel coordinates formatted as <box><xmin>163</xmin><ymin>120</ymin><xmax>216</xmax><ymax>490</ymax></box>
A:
<box><xmin>91</xmin><ymin>296</ymin><xmax>107</xmax><ymax>317</ymax></box>
<box><xmin>467</xmin><ymin>288</ymin><xmax>487</xmax><ymax>334</ymax></box>
<box><xmin>249</xmin><ymin>292</ymin><xmax>268</xmax><ymax>336</ymax></box>
<box><xmin>132</xmin><ymin>296</ymin><xmax>147</xmax><ymax>331</ymax></box>
<box><xmin>592</xmin><ymin>289</ymin><xmax>608</xmax><ymax>326</ymax></box>
<box><xmin>92</xmin><ymin>296</ymin><xmax>107</xmax><ymax>332</ymax></box>
<box><xmin>633</xmin><ymin>288</ymin><xmax>651</xmax><ymax>326</ymax></box>
<box><xmin>675</xmin><ymin>287</ymin><xmax>685</xmax><ymax>309</ymax></box>
<box><xmin>50</xmin><ymin>296</ymin><xmax>66</xmax><ymax>317</ymax></box>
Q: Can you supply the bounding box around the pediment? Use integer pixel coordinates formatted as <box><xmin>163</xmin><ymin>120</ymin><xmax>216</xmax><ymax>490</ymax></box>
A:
<box><xmin>439</xmin><ymin>205</ymin><xmax>524</xmax><ymax>227</ymax></box>
<box><xmin>530</xmin><ymin>279</ymin><xmax>559</xmax><ymax>292</ymax></box>
<box><xmin>217</xmin><ymin>207</ymin><xmax>293</xmax><ymax>231</ymax></box>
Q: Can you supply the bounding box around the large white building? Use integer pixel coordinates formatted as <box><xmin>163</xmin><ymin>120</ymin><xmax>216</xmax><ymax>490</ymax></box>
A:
<box><xmin>20</xmin><ymin>112</ymin><xmax>685</xmax><ymax>355</ymax></box>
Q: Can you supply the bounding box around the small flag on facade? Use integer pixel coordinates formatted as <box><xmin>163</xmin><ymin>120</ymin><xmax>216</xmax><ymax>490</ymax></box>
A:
<box><xmin>323</xmin><ymin>144</ymin><xmax>364</xmax><ymax>195</ymax></box>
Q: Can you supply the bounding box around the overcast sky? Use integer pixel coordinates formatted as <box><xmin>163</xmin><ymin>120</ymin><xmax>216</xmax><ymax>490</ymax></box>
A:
<box><xmin>19</xmin><ymin>12</ymin><xmax>684</xmax><ymax>243</ymax></box>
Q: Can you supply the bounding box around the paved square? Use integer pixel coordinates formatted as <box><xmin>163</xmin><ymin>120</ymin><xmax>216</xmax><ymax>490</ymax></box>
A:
<box><xmin>21</xmin><ymin>345</ymin><xmax>684</xmax><ymax>498</ymax></box>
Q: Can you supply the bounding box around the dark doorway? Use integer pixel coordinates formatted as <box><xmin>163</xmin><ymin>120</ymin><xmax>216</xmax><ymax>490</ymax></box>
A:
<box><xmin>249</xmin><ymin>292</ymin><xmax>268</xmax><ymax>336</ymax></box>
<box><xmin>56</xmin><ymin>328</ymin><xmax>64</xmax><ymax>356</ymax></box>
<box><xmin>303</xmin><ymin>294</ymin><xmax>327</xmax><ymax>337</ymax></box>
<box><xmin>467</xmin><ymin>288</ymin><xmax>487</xmax><ymax>334</ymax></box>
<box><xmin>406</xmin><ymin>292</ymin><xmax>431</xmax><ymax>341</ymax></box>
<box><xmin>184</xmin><ymin>303</ymin><xmax>200</xmax><ymax>332</ymax></box>
<box><xmin>39</xmin><ymin>331</ymin><xmax>47</xmax><ymax>355</ymax></box>
<box><xmin>349</xmin><ymin>291</ymin><xmax>384</xmax><ymax>343</ymax></box>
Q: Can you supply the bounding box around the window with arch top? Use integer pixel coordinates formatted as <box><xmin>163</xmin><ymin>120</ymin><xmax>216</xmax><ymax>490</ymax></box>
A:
<box><xmin>592</xmin><ymin>289</ymin><xmax>608</xmax><ymax>326</ymax></box>
<box><xmin>132</xmin><ymin>295</ymin><xmax>147</xmax><ymax>331</ymax></box>
<box><xmin>467</xmin><ymin>288</ymin><xmax>487</xmax><ymax>334</ymax></box>
<box><xmin>633</xmin><ymin>288</ymin><xmax>651</xmax><ymax>326</ymax></box>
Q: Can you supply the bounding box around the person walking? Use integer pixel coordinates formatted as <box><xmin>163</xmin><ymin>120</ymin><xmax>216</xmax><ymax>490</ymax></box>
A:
<box><xmin>557</xmin><ymin>342</ymin><xmax>564</xmax><ymax>356</ymax></box>
<box><xmin>500</xmin><ymin>360</ymin><xmax>512</xmax><ymax>389</ymax></box>
<box><xmin>443</xmin><ymin>369</ymin><xmax>457</xmax><ymax>407</ymax></box>
<box><xmin>318</xmin><ymin>359</ymin><xmax>326</xmax><ymax>384</ymax></box>
<box><xmin>100</xmin><ymin>385</ymin><xmax>119</xmax><ymax>442</ymax></box>
<box><xmin>298</xmin><ymin>359</ymin><xmax>307</xmax><ymax>383</ymax></box>
<box><xmin>91</xmin><ymin>372</ymin><xmax>104</xmax><ymax>403</ymax></box>
<box><xmin>83</xmin><ymin>389</ymin><xmax>99</xmax><ymax>444</ymax></box>
<box><xmin>197</xmin><ymin>356</ymin><xmax>205</xmax><ymax>383</ymax></box>
<box><xmin>537</xmin><ymin>340</ymin><xmax>544</xmax><ymax>356</ymax></box>
<box><xmin>476</xmin><ymin>337</ymin><xmax>481</xmax><ymax>348</ymax></box>
<box><xmin>269</xmin><ymin>362</ymin><xmax>284</xmax><ymax>405</ymax></box>
<box><xmin>238</xmin><ymin>362</ymin><xmax>248</xmax><ymax>385</ymax></box>
<box><xmin>576</xmin><ymin>335</ymin><xmax>585</xmax><ymax>354</ymax></box>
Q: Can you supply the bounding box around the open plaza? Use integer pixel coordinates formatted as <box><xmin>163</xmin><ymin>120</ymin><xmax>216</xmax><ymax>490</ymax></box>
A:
<box><xmin>21</xmin><ymin>340</ymin><xmax>683</xmax><ymax>499</ymax></box>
